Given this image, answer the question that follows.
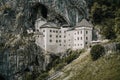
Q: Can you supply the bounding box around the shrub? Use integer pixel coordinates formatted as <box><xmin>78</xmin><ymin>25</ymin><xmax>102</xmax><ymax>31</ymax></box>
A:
<box><xmin>90</xmin><ymin>44</ymin><xmax>105</xmax><ymax>60</ymax></box>
<box><xmin>36</xmin><ymin>72</ymin><xmax>49</xmax><ymax>80</ymax></box>
<box><xmin>54</xmin><ymin>63</ymin><xmax>66</xmax><ymax>71</ymax></box>
<box><xmin>116</xmin><ymin>43</ymin><xmax>120</xmax><ymax>52</ymax></box>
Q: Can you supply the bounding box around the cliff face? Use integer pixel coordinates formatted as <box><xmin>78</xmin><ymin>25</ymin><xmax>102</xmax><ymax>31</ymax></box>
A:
<box><xmin>0</xmin><ymin>0</ymin><xmax>90</xmax><ymax>79</ymax></box>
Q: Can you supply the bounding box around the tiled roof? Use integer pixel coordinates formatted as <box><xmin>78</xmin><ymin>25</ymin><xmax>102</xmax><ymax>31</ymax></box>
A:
<box><xmin>76</xmin><ymin>19</ymin><xmax>93</xmax><ymax>27</ymax></box>
<box><xmin>40</xmin><ymin>22</ymin><xmax>59</xmax><ymax>28</ymax></box>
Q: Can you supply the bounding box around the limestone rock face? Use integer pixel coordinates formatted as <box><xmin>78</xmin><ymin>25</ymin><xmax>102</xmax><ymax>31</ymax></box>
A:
<box><xmin>0</xmin><ymin>0</ymin><xmax>90</xmax><ymax>79</ymax></box>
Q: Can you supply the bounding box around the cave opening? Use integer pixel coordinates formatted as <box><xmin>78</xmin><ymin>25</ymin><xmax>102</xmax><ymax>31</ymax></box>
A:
<box><xmin>30</xmin><ymin>2</ymin><xmax>48</xmax><ymax>29</ymax></box>
<box><xmin>0</xmin><ymin>75</ymin><xmax>5</xmax><ymax>80</ymax></box>
<box><xmin>31</xmin><ymin>2</ymin><xmax>48</xmax><ymax>19</ymax></box>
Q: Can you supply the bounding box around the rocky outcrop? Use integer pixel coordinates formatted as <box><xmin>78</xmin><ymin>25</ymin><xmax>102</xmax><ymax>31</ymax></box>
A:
<box><xmin>0</xmin><ymin>0</ymin><xmax>90</xmax><ymax>79</ymax></box>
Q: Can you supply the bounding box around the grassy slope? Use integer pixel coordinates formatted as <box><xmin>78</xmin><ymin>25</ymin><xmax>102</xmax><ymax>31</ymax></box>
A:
<box><xmin>55</xmin><ymin>51</ymin><xmax>120</xmax><ymax>80</ymax></box>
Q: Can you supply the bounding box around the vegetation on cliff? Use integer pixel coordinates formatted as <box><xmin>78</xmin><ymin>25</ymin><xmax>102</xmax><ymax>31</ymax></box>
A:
<box><xmin>90</xmin><ymin>0</ymin><xmax>120</xmax><ymax>40</ymax></box>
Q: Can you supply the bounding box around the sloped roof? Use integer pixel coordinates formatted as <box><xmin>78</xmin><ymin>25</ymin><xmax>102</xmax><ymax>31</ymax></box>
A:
<box><xmin>40</xmin><ymin>22</ymin><xmax>59</xmax><ymax>29</ymax></box>
<box><xmin>76</xmin><ymin>19</ymin><xmax>93</xmax><ymax>27</ymax></box>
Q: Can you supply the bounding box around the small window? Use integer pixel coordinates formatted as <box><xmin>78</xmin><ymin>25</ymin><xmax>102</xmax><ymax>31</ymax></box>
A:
<box><xmin>53</xmin><ymin>30</ymin><xmax>55</xmax><ymax>33</ymax></box>
<box><xmin>75</xmin><ymin>33</ymin><xmax>76</xmax><ymax>35</ymax></box>
<box><xmin>77</xmin><ymin>37</ymin><xmax>79</xmax><ymax>40</ymax></box>
<box><xmin>56</xmin><ymin>40</ymin><xmax>58</xmax><ymax>43</ymax></box>
<box><xmin>78</xmin><ymin>44</ymin><xmax>79</xmax><ymax>46</ymax></box>
<box><xmin>50</xmin><ymin>39</ymin><xmax>52</xmax><ymax>42</ymax></box>
<box><xmin>59</xmin><ymin>35</ymin><xmax>61</xmax><ymax>38</ymax></box>
<box><xmin>86</xmin><ymin>31</ymin><xmax>88</xmax><ymax>34</ymax></box>
<box><xmin>69</xmin><ymin>44</ymin><xmax>71</xmax><ymax>46</ymax></box>
<box><xmin>59</xmin><ymin>31</ymin><xmax>61</xmax><ymax>33</ymax></box>
<box><xmin>64</xmin><ymin>36</ymin><xmax>66</xmax><ymax>38</ymax></box>
<box><xmin>81</xmin><ymin>31</ymin><xmax>82</xmax><ymax>34</ymax></box>
<box><xmin>69</xmin><ymin>39</ymin><xmax>70</xmax><ymax>41</ymax></box>
<box><xmin>56</xmin><ymin>35</ymin><xmax>58</xmax><ymax>38</ymax></box>
<box><xmin>37</xmin><ymin>29</ymin><xmax>39</xmax><ymax>32</ymax></box>
<box><xmin>86</xmin><ymin>37</ymin><xmax>88</xmax><ymax>40</ymax></box>
<box><xmin>64</xmin><ymin>31</ymin><xmax>66</xmax><ymax>33</ymax></box>
<box><xmin>50</xmin><ymin>30</ymin><xmax>52</xmax><ymax>32</ymax></box>
<box><xmin>43</xmin><ymin>30</ymin><xmax>45</xmax><ymax>32</ymax></box>
<box><xmin>60</xmin><ymin>44</ymin><xmax>61</xmax><ymax>46</ymax></box>
<box><xmin>56</xmin><ymin>31</ymin><xmax>58</xmax><ymax>33</ymax></box>
<box><xmin>59</xmin><ymin>40</ymin><xmax>61</xmax><ymax>42</ymax></box>
<box><xmin>81</xmin><ymin>37</ymin><xmax>82</xmax><ymax>40</ymax></box>
<box><xmin>86</xmin><ymin>42</ymin><xmax>88</xmax><ymax>44</ymax></box>
<box><xmin>75</xmin><ymin>44</ymin><xmax>76</xmax><ymax>46</ymax></box>
<box><xmin>50</xmin><ymin>35</ymin><xmax>52</xmax><ymax>37</ymax></box>
<box><xmin>78</xmin><ymin>31</ymin><xmax>79</xmax><ymax>34</ymax></box>
<box><xmin>64</xmin><ymin>40</ymin><xmax>66</xmax><ymax>43</ymax></box>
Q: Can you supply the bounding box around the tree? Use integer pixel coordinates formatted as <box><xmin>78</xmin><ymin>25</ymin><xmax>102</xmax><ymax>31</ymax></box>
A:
<box><xmin>101</xmin><ymin>25</ymin><xmax>116</xmax><ymax>39</ymax></box>
<box><xmin>90</xmin><ymin>44</ymin><xmax>105</xmax><ymax>61</ymax></box>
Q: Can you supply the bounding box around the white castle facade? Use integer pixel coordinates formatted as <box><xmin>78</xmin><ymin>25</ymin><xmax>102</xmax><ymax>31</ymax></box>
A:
<box><xmin>34</xmin><ymin>18</ymin><xmax>93</xmax><ymax>53</ymax></box>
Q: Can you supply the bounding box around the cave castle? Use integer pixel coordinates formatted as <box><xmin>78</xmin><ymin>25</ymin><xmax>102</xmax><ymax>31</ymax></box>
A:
<box><xmin>28</xmin><ymin>18</ymin><xmax>93</xmax><ymax>53</ymax></box>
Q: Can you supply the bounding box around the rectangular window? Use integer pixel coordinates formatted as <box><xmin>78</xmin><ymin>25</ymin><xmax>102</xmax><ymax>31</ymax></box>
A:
<box><xmin>86</xmin><ymin>37</ymin><xmax>88</xmax><ymax>40</ymax></box>
<box><xmin>50</xmin><ymin>35</ymin><xmax>52</xmax><ymax>37</ymax></box>
<box><xmin>59</xmin><ymin>35</ymin><xmax>61</xmax><ymax>38</ymax></box>
<box><xmin>56</xmin><ymin>31</ymin><xmax>58</xmax><ymax>33</ymax></box>
<box><xmin>64</xmin><ymin>40</ymin><xmax>66</xmax><ymax>43</ymax></box>
<box><xmin>50</xmin><ymin>30</ymin><xmax>52</xmax><ymax>32</ymax></box>
<box><xmin>56</xmin><ymin>40</ymin><xmax>58</xmax><ymax>43</ymax></box>
<box><xmin>81</xmin><ymin>31</ymin><xmax>82</xmax><ymax>34</ymax></box>
<box><xmin>53</xmin><ymin>30</ymin><xmax>55</xmax><ymax>33</ymax></box>
<box><xmin>81</xmin><ymin>37</ymin><xmax>82</xmax><ymax>40</ymax></box>
<box><xmin>59</xmin><ymin>40</ymin><xmax>61</xmax><ymax>42</ymax></box>
<box><xmin>50</xmin><ymin>39</ymin><xmax>52</xmax><ymax>42</ymax></box>
<box><xmin>43</xmin><ymin>30</ymin><xmax>45</xmax><ymax>32</ymax></box>
<box><xmin>86</xmin><ymin>31</ymin><xmax>88</xmax><ymax>34</ymax></box>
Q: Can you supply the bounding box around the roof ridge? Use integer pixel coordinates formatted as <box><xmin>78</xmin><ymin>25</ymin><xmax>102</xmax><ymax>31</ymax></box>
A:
<box><xmin>76</xmin><ymin>19</ymin><xmax>92</xmax><ymax>27</ymax></box>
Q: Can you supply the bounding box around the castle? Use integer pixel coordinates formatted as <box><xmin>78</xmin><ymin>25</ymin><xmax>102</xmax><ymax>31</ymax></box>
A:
<box><xmin>34</xmin><ymin>18</ymin><xmax>93</xmax><ymax>53</ymax></box>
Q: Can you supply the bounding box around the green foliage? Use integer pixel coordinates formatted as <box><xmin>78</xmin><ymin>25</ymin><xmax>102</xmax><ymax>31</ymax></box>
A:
<box><xmin>90</xmin><ymin>44</ymin><xmax>105</xmax><ymax>60</ymax></box>
<box><xmin>63</xmin><ymin>51</ymin><xmax>80</xmax><ymax>64</ymax></box>
<box><xmin>101</xmin><ymin>26</ymin><xmax>116</xmax><ymax>39</ymax></box>
<box><xmin>54</xmin><ymin>63</ymin><xmax>66</xmax><ymax>71</ymax></box>
<box><xmin>64</xmin><ymin>53</ymin><xmax>120</xmax><ymax>80</ymax></box>
<box><xmin>25</xmin><ymin>73</ymin><xmax>33</xmax><ymax>80</ymax></box>
<box><xmin>116</xmin><ymin>43</ymin><xmax>120</xmax><ymax>52</ymax></box>
<box><xmin>36</xmin><ymin>72</ymin><xmax>48</xmax><ymax>80</ymax></box>
<box><xmin>90</xmin><ymin>0</ymin><xmax>120</xmax><ymax>40</ymax></box>
<box><xmin>52</xmin><ymin>49</ymin><xmax>84</xmax><ymax>71</ymax></box>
